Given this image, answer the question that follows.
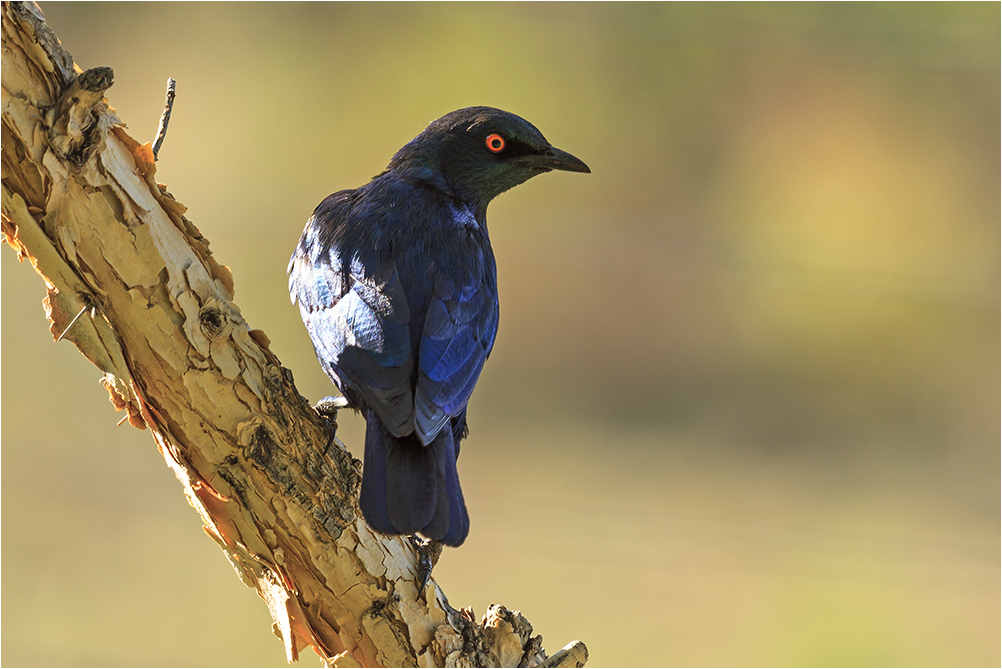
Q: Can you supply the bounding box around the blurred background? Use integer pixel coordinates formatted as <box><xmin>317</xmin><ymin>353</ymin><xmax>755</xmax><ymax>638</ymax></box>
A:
<box><xmin>3</xmin><ymin>3</ymin><xmax>998</xmax><ymax>666</ymax></box>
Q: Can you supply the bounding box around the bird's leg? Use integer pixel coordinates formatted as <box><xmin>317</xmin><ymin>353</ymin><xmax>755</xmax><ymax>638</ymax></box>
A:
<box><xmin>410</xmin><ymin>536</ymin><xmax>444</xmax><ymax>595</ymax></box>
<box><xmin>313</xmin><ymin>395</ymin><xmax>348</xmax><ymax>455</ymax></box>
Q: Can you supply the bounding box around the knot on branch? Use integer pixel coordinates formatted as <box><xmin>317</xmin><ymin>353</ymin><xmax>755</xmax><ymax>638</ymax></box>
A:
<box><xmin>198</xmin><ymin>304</ymin><xmax>227</xmax><ymax>338</ymax></box>
<box><xmin>433</xmin><ymin>604</ymin><xmax>548</xmax><ymax>667</ymax></box>
<box><xmin>77</xmin><ymin>66</ymin><xmax>114</xmax><ymax>93</ymax></box>
<box><xmin>241</xmin><ymin>420</ymin><xmax>279</xmax><ymax>471</ymax></box>
<box><xmin>46</xmin><ymin>66</ymin><xmax>116</xmax><ymax>166</ymax></box>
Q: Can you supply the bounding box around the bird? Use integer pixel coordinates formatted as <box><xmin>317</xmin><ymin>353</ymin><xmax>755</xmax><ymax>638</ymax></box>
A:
<box><xmin>288</xmin><ymin>106</ymin><xmax>589</xmax><ymax>554</ymax></box>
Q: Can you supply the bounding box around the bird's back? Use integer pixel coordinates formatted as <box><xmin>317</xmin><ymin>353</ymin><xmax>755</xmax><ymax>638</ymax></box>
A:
<box><xmin>290</xmin><ymin>174</ymin><xmax>499</xmax><ymax>409</ymax></box>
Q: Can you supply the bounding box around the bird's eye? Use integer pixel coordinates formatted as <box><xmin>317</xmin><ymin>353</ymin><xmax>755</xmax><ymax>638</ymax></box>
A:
<box><xmin>485</xmin><ymin>133</ymin><xmax>505</xmax><ymax>153</ymax></box>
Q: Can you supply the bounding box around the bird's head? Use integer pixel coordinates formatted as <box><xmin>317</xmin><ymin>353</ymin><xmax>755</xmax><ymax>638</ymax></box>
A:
<box><xmin>388</xmin><ymin>106</ymin><xmax>590</xmax><ymax>215</ymax></box>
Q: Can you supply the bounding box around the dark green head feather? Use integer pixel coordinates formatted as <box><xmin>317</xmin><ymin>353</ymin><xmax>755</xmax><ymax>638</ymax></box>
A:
<box><xmin>388</xmin><ymin>106</ymin><xmax>589</xmax><ymax>214</ymax></box>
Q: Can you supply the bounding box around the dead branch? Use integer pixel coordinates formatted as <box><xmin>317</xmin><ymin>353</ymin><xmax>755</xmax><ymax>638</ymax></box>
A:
<box><xmin>152</xmin><ymin>77</ymin><xmax>175</xmax><ymax>161</ymax></box>
<box><xmin>0</xmin><ymin>2</ymin><xmax>586</xmax><ymax>667</ymax></box>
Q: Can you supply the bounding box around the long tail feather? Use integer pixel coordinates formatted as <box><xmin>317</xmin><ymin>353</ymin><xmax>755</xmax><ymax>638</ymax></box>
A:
<box><xmin>358</xmin><ymin>407</ymin><xmax>469</xmax><ymax>546</ymax></box>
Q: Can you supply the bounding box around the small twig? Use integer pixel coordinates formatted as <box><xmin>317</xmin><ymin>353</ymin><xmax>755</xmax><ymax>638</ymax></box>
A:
<box><xmin>152</xmin><ymin>77</ymin><xmax>176</xmax><ymax>161</ymax></box>
<box><xmin>56</xmin><ymin>295</ymin><xmax>97</xmax><ymax>342</ymax></box>
<box><xmin>540</xmin><ymin>640</ymin><xmax>589</xmax><ymax>668</ymax></box>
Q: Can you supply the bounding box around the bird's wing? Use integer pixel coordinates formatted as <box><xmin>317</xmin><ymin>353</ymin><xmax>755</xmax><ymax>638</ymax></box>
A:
<box><xmin>413</xmin><ymin>268</ymin><xmax>498</xmax><ymax>445</ymax></box>
<box><xmin>289</xmin><ymin>222</ymin><xmax>415</xmax><ymax>437</ymax></box>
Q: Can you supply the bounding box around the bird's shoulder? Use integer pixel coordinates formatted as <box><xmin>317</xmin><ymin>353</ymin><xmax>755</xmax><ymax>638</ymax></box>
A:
<box><xmin>289</xmin><ymin>170</ymin><xmax>498</xmax><ymax>312</ymax></box>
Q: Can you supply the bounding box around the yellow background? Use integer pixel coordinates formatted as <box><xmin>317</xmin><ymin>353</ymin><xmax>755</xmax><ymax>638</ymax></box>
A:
<box><xmin>3</xmin><ymin>3</ymin><xmax>998</xmax><ymax>666</ymax></box>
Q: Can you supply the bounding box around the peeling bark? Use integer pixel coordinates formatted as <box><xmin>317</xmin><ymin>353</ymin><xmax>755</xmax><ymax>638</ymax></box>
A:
<box><xmin>0</xmin><ymin>3</ymin><xmax>587</xmax><ymax>667</ymax></box>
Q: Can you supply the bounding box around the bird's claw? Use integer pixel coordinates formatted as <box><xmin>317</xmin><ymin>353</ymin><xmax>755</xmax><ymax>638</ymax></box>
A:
<box><xmin>313</xmin><ymin>395</ymin><xmax>348</xmax><ymax>454</ymax></box>
<box><xmin>314</xmin><ymin>395</ymin><xmax>348</xmax><ymax>417</ymax></box>
<box><xmin>411</xmin><ymin>536</ymin><xmax>444</xmax><ymax>596</ymax></box>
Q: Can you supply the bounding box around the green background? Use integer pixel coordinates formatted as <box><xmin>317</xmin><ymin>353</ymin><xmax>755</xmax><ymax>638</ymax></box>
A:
<box><xmin>3</xmin><ymin>2</ymin><xmax>998</xmax><ymax>666</ymax></box>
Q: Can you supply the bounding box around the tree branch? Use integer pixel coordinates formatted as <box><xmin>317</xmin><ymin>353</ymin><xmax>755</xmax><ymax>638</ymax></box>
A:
<box><xmin>0</xmin><ymin>3</ymin><xmax>587</xmax><ymax>667</ymax></box>
<box><xmin>151</xmin><ymin>76</ymin><xmax>175</xmax><ymax>161</ymax></box>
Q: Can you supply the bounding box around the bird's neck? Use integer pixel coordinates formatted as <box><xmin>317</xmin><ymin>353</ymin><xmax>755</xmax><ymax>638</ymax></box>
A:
<box><xmin>390</xmin><ymin>166</ymin><xmax>491</xmax><ymax>229</ymax></box>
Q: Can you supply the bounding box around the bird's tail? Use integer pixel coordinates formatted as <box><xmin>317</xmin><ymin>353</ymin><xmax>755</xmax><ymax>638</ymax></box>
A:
<box><xmin>359</xmin><ymin>407</ymin><xmax>469</xmax><ymax>547</ymax></box>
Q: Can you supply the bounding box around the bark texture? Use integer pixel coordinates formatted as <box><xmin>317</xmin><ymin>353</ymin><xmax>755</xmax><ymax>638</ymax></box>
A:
<box><xmin>0</xmin><ymin>3</ymin><xmax>587</xmax><ymax>667</ymax></box>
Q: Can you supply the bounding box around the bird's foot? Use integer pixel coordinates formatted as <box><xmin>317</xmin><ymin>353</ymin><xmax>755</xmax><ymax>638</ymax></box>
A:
<box><xmin>313</xmin><ymin>395</ymin><xmax>348</xmax><ymax>454</ymax></box>
<box><xmin>314</xmin><ymin>395</ymin><xmax>349</xmax><ymax>417</ymax></box>
<box><xmin>410</xmin><ymin>536</ymin><xmax>444</xmax><ymax>596</ymax></box>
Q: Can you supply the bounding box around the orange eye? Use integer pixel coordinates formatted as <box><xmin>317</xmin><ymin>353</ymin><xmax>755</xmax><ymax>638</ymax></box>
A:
<box><xmin>485</xmin><ymin>133</ymin><xmax>505</xmax><ymax>153</ymax></box>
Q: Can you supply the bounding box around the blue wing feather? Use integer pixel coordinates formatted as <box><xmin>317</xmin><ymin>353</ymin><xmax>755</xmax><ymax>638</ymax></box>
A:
<box><xmin>422</xmin><ymin>298</ymin><xmax>457</xmax><ymax>340</ymax></box>
<box><xmin>413</xmin><ymin>259</ymin><xmax>498</xmax><ymax>444</ymax></box>
<box><xmin>420</xmin><ymin>329</ymin><xmax>477</xmax><ymax>381</ymax></box>
<box><xmin>289</xmin><ymin>202</ymin><xmax>416</xmax><ymax>437</ymax></box>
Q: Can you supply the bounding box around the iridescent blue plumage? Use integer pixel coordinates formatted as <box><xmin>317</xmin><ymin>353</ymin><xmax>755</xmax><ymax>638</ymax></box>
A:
<box><xmin>289</xmin><ymin>107</ymin><xmax>589</xmax><ymax>546</ymax></box>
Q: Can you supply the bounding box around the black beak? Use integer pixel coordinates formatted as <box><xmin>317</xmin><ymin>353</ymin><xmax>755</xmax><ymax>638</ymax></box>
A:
<box><xmin>522</xmin><ymin>146</ymin><xmax>591</xmax><ymax>173</ymax></box>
